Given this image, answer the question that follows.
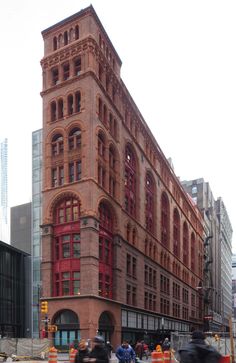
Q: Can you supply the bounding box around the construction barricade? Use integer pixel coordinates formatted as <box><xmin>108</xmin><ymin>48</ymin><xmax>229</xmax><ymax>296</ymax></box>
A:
<box><xmin>152</xmin><ymin>351</ymin><xmax>164</xmax><ymax>363</ymax></box>
<box><xmin>69</xmin><ymin>348</ymin><xmax>78</xmax><ymax>363</ymax></box>
<box><xmin>163</xmin><ymin>351</ymin><xmax>171</xmax><ymax>363</ymax></box>
<box><xmin>220</xmin><ymin>356</ymin><xmax>230</xmax><ymax>363</ymax></box>
<box><xmin>48</xmin><ymin>346</ymin><xmax>57</xmax><ymax>363</ymax></box>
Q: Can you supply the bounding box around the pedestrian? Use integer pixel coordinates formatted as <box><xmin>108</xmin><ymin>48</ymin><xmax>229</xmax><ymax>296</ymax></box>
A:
<box><xmin>116</xmin><ymin>340</ymin><xmax>136</xmax><ymax>363</ymax></box>
<box><xmin>89</xmin><ymin>336</ymin><xmax>109</xmax><ymax>363</ymax></box>
<box><xmin>142</xmin><ymin>343</ymin><xmax>149</xmax><ymax>360</ymax></box>
<box><xmin>106</xmin><ymin>341</ymin><xmax>113</xmax><ymax>359</ymax></box>
<box><xmin>178</xmin><ymin>331</ymin><xmax>222</xmax><ymax>363</ymax></box>
<box><xmin>135</xmin><ymin>341</ymin><xmax>143</xmax><ymax>360</ymax></box>
<box><xmin>75</xmin><ymin>339</ymin><xmax>90</xmax><ymax>363</ymax></box>
<box><xmin>162</xmin><ymin>338</ymin><xmax>170</xmax><ymax>352</ymax></box>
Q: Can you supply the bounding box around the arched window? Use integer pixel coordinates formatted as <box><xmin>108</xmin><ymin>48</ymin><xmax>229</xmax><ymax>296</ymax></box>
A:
<box><xmin>58</xmin><ymin>34</ymin><xmax>63</xmax><ymax>47</ymax></box>
<box><xmin>191</xmin><ymin>232</ymin><xmax>195</xmax><ymax>271</ymax></box>
<box><xmin>98</xmin><ymin>98</ymin><xmax>103</xmax><ymax>120</ymax></box>
<box><xmin>64</xmin><ymin>31</ymin><xmax>68</xmax><ymax>45</ymax></box>
<box><xmin>109</xmin><ymin>113</ymin><xmax>113</xmax><ymax>134</ymax></box>
<box><xmin>161</xmin><ymin>192</ymin><xmax>170</xmax><ymax>247</ymax></box>
<box><xmin>98</xmin><ymin>132</ymin><xmax>106</xmax><ymax>159</ymax></box>
<box><xmin>127</xmin><ymin>224</ymin><xmax>131</xmax><ymax>242</ymax></box>
<box><xmin>69</xmin><ymin>128</ymin><xmax>81</xmax><ymax>150</ymax></box>
<box><xmin>75</xmin><ymin>92</ymin><xmax>81</xmax><ymax>112</ymax></box>
<box><xmin>53</xmin><ymin>36</ymin><xmax>57</xmax><ymax>51</ymax></box>
<box><xmin>69</xmin><ymin>28</ymin><xmax>74</xmax><ymax>41</ymax></box>
<box><xmin>183</xmin><ymin>222</ymin><xmax>189</xmax><ymax>266</ymax></box>
<box><xmin>98</xmin><ymin>132</ymin><xmax>106</xmax><ymax>188</ymax></box>
<box><xmin>109</xmin><ymin>145</ymin><xmax>116</xmax><ymax>197</ymax></box>
<box><xmin>173</xmin><ymin>208</ymin><xmax>180</xmax><ymax>257</ymax></box>
<box><xmin>51</xmin><ymin>134</ymin><xmax>63</xmax><ymax>156</ymax></box>
<box><xmin>124</xmin><ymin>145</ymin><xmax>136</xmax><ymax>217</ymax></box>
<box><xmin>146</xmin><ymin>173</ymin><xmax>155</xmax><ymax>234</ymax></box>
<box><xmin>67</xmin><ymin>94</ymin><xmax>73</xmax><ymax>115</ymax></box>
<box><xmin>99</xmin><ymin>202</ymin><xmax>113</xmax><ymax>298</ymax></box>
<box><xmin>53</xmin><ymin>198</ymin><xmax>80</xmax><ymax>298</ymax></box>
<box><xmin>58</xmin><ymin>99</ymin><xmax>64</xmax><ymax>119</ymax></box>
<box><xmin>75</xmin><ymin>25</ymin><xmax>79</xmax><ymax>40</ymax></box>
<box><xmin>54</xmin><ymin>197</ymin><xmax>80</xmax><ymax>224</ymax></box>
<box><xmin>132</xmin><ymin>228</ymin><xmax>136</xmax><ymax>245</ymax></box>
<box><xmin>103</xmin><ymin>105</ymin><xmax>107</xmax><ymax>124</ymax></box>
<box><xmin>51</xmin><ymin>101</ymin><xmax>57</xmax><ymax>122</ymax></box>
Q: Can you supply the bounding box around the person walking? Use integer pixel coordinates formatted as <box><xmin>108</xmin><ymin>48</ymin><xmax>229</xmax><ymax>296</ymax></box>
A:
<box><xmin>116</xmin><ymin>341</ymin><xmax>136</xmax><ymax>363</ymax></box>
<box><xmin>89</xmin><ymin>336</ymin><xmax>109</xmax><ymax>363</ymax></box>
<box><xmin>75</xmin><ymin>340</ymin><xmax>90</xmax><ymax>363</ymax></box>
<box><xmin>105</xmin><ymin>341</ymin><xmax>113</xmax><ymax>359</ymax></box>
<box><xmin>135</xmin><ymin>341</ymin><xmax>143</xmax><ymax>361</ymax></box>
<box><xmin>162</xmin><ymin>338</ymin><xmax>170</xmax><ymax>352</ymax></box>
<box><xmin>178</xmin><ymin>331</ymin><xmax>222</xmax><ymax>363</ymax></box>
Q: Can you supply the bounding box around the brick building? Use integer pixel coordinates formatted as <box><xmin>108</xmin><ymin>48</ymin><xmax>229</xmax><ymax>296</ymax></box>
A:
<box><xmin>40</xmin><ymin>5</ymin><xmax>204</xmax><ymax>348</ymax></box>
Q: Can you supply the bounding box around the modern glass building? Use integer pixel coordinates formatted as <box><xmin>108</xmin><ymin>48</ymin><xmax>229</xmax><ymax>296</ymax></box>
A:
<box><xmin>32</xmin><ymin>129</ymin><xmax>42</xmax><ymax>338</ymax></box>
<box><xmin>0</xmin><ymin>138</ymin><xmax>8</xmax><ymax>242</ymax></box>
<box><xmin>0</xmin><ymin>240</ymin><xmax>31</xmax><ymax>337</ymax></box>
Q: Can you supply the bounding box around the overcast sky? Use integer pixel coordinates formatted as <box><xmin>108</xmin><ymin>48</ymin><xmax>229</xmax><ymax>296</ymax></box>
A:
<box><xmin>0</xmin><ymin>0</ymin><xmax>235</xmax><ymax>249</ymax></box>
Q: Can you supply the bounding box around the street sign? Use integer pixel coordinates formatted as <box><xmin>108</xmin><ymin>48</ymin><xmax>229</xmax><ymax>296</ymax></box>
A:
<box><xmin>41</xmin><ymin>318</ymin><xmax>50</xmax><ymax>323</ymax></box>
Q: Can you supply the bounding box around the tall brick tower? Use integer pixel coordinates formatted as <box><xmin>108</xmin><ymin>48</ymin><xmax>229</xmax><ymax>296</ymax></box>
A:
<box><xmin>40</xmin><ymin>6</ymin><xmax>204</xmax><ymax>348</ymax></box>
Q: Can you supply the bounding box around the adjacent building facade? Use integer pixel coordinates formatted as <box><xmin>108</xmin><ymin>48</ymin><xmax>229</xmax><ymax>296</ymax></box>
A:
<box><xmin>11</xmin><ymin>202</ymin><xmax>32</xmax><ymax>254</ymax></box>
<box><xmin>0</xmin><ymin>138</ymin><xmax>8</xmax><ymax>242</ymax></box>
<box><xmin>182</xmin><ymin>178</ymin><xmax>233</xmax><ymax>331</ymax></box>
<box><xmin>32</xmin><ymin>129</ymin><xmax>43</xmax><ymax>338</ymax></box>
<box><xmin>40</xmin><ymin>6</ymin><xmax>204</xmax><ymax>348</ymax></box>
<box><xmin>0</xmin><ymin>240</ymin><xmax>31</xmax><ymax>337</ymax></box>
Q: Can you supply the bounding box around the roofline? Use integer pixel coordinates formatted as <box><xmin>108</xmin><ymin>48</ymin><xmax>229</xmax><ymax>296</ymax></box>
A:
<box><xmin>0</xmin><ymin>240</ymin><xmax>31</xmax><ymax>256</ymax></box>
<box><xmin>41</xmin><ymin>5</ymin><xmax>122</xmax><ymax>65</ymax></box>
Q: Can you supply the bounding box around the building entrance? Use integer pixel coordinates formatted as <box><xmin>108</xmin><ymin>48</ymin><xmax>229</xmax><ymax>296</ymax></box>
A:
<box><xmin>98</xmin><ymin>312</ymin><xmax>114</xmax><ymax>343</ymax></box>
<box><xmin>53</xmin><ymin>310</ymin><xmax>80</xmax><ymax>350</ymax></box>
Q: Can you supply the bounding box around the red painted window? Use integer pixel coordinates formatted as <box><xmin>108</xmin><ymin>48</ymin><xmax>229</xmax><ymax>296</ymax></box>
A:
<box><xmin>98</xmin><ymin>202</ymin><xmax>113</xmax><ymax>299</ymax></box>
<box><xmin>53</xmin><ymin>197</ymin><xmax>80</xmax><ymax>297</ymax></box>
<box><xmin>161</xmin><ymin>192</ymin><xmax>169</xmax><ymax>247</ymax></box>
<box><xmin>173</xmin><ymin>208</ymin><xmax>180</xmax><ymax>257</ymax></box>
<box><xmin>183</xmin><ymin>222</ymin><xmax>189</xmax><ymax>266</ymax></box>
<box><xmin>124</xmin><ymin>145</ymin><xmax>136</xmax><ymax>217</ymax></box>
<box><xmin>145</xmin><ymin>173</ymin><xmax>154</xmax><ymax>233</ymax></box>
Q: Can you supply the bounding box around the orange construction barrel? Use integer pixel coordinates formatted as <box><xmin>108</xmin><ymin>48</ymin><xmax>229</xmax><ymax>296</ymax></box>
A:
<box><xmin>69</xmin><ymin>348</ymin><xmax>78</xmax><ymax>363</ymax></box>
<box><xmin>163</xmin><ymin>350</ymin><xmax>170</xmax><ymax>363</ymax></box>
<box><xmin>152</xmin><ymin>351</ymin><xmax>164</xmax><ymax>363</ymax></box>
<box><xmin>48</xmin><ymin>347</ymin><xmax>57</xmax><ymax>363</ymax></box>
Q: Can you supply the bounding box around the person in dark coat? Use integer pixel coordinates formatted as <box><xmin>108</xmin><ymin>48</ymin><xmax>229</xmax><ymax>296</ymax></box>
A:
<box><xmin>75</xmin><ymin>340</ymin><xmax>90</xmax><ymax>363</ymax></box>
<box><xmin>105</xmin><ymin>341</ymin><xmax>113</xmax><ymax>359</ymax></box>
<box><xmin>89</xmin><ymin>336</ymin><xmax>109</xmax><ymax>363</ymax></box>
<box><xmin>162</xmin><ymin>338</ymin><xmax>170</xmax><ymax>352</ymax></box>
<box><xmin>178</xmin><ymin>331</ymin><xmax>222</xmax><ymax>363</ymax></box>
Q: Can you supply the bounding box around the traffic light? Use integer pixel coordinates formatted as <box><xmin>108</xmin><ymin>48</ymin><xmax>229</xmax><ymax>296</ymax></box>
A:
<box><xmin>41</xmin><ymin>301</ymin><xmax>48</xmax><ymax>314</ymax></box>
<box><xmin>48</xmin><ymin>325</ymin><xmax>57</xmax><ymax>333</ymax></box>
